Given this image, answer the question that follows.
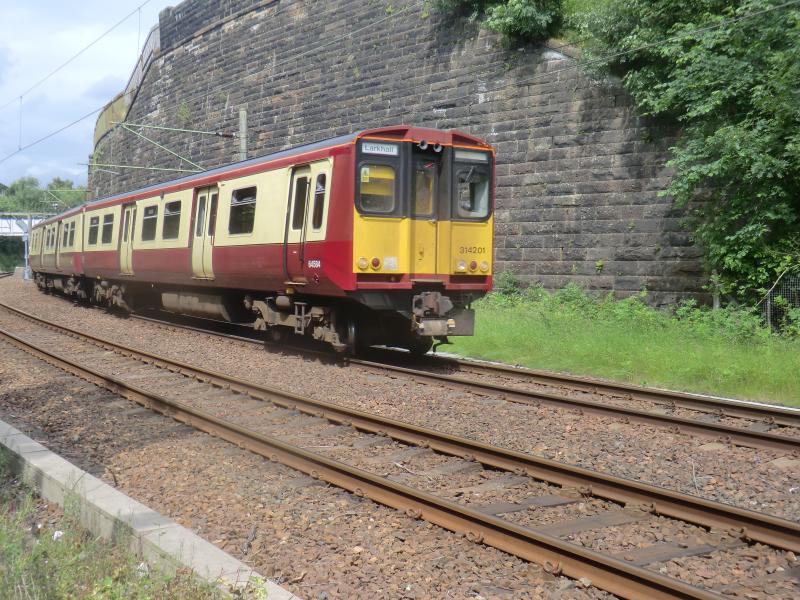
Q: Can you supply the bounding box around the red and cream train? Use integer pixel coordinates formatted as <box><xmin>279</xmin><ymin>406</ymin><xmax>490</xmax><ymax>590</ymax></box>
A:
<box><xmin>30</xmin><ymin>125</ymin><xmax>494</xmax><ymax>353</ymax></box>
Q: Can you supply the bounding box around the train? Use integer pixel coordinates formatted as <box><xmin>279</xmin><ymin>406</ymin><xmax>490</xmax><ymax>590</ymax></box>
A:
<box><xmin>29</xmin><ymin>125</ymin><xmax>494</xmax><ymax>354</ymax></box>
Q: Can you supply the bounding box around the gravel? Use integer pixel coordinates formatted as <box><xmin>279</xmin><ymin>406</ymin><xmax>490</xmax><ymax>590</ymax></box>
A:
<box><xmin>1</xmin><ymin>278</ymin><xmax>797</xmax><ymax>523</ymax></box>
<box><xmin>0</xmin><ymin>324</ymin><xmax>611</xmax><ymax>599</ymax></box>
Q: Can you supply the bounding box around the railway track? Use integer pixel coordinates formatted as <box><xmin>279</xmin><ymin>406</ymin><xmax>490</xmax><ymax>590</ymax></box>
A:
<box><xmin>0</xmin><ymin>303</ymin><xmax>798</xmax><ymax>598</ymax></box>
<box><xmin>0</xmin><ymin>271</ymin><xmax>13</xmax><ymax>279</ymax></box>
<box><xmin>127</xmin><ymin>309</ymin><xmax>800</xmax><ymax>454</ymax></box>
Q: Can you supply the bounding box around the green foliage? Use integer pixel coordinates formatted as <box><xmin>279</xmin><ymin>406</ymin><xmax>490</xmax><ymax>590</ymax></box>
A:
<box><xmin>560</xmin><ymin>1</ymin><xmax>800</xmax><ymax>297</ymax></box>
<box><xmin>435</xmin><ymin>0</ymin><xmax>562</xmax><ymax>42</ymax></box>
<box><xmin>451</xmin><ymin>283</ymin><xmax>800</xmax><ymax>403</ymax></box>
<box><xmin>0</xmin><ymin>238</ymin><xmax>24</xmax><ymax>271</ymax></box>
<box><xmin>0</xmin><ymin>176</ymin><xmax>86</xmax><ymax>214</ymax></box>
<box><xmin>436</xmin><ymin>0</ymin><xmax>800</xmax><ymax>299</ymax></box>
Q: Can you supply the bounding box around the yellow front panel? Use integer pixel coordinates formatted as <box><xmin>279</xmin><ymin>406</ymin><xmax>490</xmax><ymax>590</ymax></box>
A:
<box><xmin>439</xmin><ymin>217</ymin><xmax>494</xmax><ymax>275</ymax></box>
<box><xmin>352</xmin><ymin>215</ymin><xmax>410</xmax><ymax>274</ymax></box>
<box><xmin>409</xmin><ymin>218</ymin><xmax>437</xmax><ymax>274</ymax></box>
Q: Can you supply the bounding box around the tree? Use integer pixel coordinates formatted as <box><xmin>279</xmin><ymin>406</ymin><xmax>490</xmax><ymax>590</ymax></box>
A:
<box><xmin>571</xmin><ymin>0</ymin><xmax>800</xmax><ymax>297</ymax></box>
<box><xmin>435</xmin><ymin>1</ymin><xmax>563</xmax><ymax>42</ymax></box>
<box><xmin>437</xmin><ymin>0</ymin><xmax>800</xmax><ymax>298</ymax></box>
<box><xmin>0</xmin><ymin>176</ymin><xmax>87</xmax><ymax>213</ymax></box>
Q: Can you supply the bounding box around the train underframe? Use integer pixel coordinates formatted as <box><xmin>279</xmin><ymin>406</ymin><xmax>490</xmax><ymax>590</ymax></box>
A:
<box><xmin>33</xmin><ymin>272</ymin><xmax>480</xmax><ymax>355</ymax></box>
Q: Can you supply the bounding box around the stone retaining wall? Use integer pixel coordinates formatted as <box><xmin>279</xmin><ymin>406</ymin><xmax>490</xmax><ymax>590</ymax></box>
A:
<box><xmin>89</xmin><ymin>0</ymin><xmax>706</xmax><ymax>304</ymax></box>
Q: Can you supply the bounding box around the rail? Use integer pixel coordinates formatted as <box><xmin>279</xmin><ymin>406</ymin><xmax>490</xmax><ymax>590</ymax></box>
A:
<box><xmin>1</xmin><ymin>304</ymin><xmax>799</xmax><ymax>598</ymax></box>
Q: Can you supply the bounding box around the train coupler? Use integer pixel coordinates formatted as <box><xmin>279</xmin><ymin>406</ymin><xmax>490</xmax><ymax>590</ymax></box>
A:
<box><xmin>411</xmin><ymin>291</ymin><xmax>474</xmax><ymax>336</ymax></box>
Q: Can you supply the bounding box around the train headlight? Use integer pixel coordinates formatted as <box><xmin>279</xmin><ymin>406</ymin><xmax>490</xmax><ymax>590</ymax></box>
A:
<box><xmin>469</xmin><ymin>260</ymin><xmax>478</xmax><ymax>272</ymax></box>
<box><xmin>357</xmin><ymin>257</ymin><xmax>369</xmax><ymax>270</ymax></box>
<box><xmin>455</xmin><ymin>260</ymin><xmax>467</xmax><ymax>272</ymax></box>
<box><xmin>371</xmin><ymin>257</ymin><xmax>381</xmax><ymax>269</ymax></box>
<box><xmin>480</xmin><ymin>260</ymin><xmax>490</xmax><ymax>272</ymax></box>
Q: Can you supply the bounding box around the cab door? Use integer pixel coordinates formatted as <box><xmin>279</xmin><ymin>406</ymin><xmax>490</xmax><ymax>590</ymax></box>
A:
<box><xmin>283</xmin><ymin>166</ymin><xmax>311</xmax><ymax>283</ymax></box>
<box><xmin>119</xmin><ymin>204</ymin><xmax>135</xmax><ymax>275</ymax></box>
<box><xmin>191</xmin><ymin>186</ymin><xmax>218</xmax><ymax>279</ymax></box>
<box><xmin>410</xmin><ymin>155</ymin><xmax>439</xmax><ymax>275</ymax></box>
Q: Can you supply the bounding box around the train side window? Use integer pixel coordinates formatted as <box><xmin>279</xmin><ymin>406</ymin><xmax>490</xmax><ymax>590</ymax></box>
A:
<box><xmin>162</xmin><ymin>200</ymin><xmax>182</xmax><ymax>240</ymax></box>
<box><xmin>68</xmin><ymin>222</ymin><xmax>75</xmax><ymax>247</ymax></box>
<box><xmin>101</xmin><ymin>214</ymin><xmax>114</xmax><ymax>244</ymax></box>
<box><xmin>229</xmin><ymin>186</ymin><xmax>256</xmax><ymax>235</ymax></box>
<box><xmin>291</xmin><ymin>177</ymin><xmax>309</xmax><ymax>231</ymax></box>
<box><xmin>88</xmin><ymin>216</ymin><xmax>100</xmax><ymax>245</ymax></box>
<box><xmin>312</xmin><ymin>174</ymin><xmax>326</xmax><ymax>230</ymax></box>
<box><xmin>62</xmin><ymin>225</ymin><xmax>69</xmax><ymax>247</ymax></box>
<box><xmin>121</xmin><ymin>211</ymin><xmax>129</xmax><ymax>242</ymax></box>
<box><xmin>142</xmin><ymin>206</ymin><xmax>158</xmax><ymax>241</ymax></box>
<box><xmin>208</xmin><ymin>193</ymin><xmax>218</xmax><ymax>237</ymax></box>
<box><xmin>358</xmin><ymin>164</ymin><xmax>396</xmax><ymax>213</ymax></box>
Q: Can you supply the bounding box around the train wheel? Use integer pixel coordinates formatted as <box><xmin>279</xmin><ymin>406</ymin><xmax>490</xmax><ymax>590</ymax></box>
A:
<box><xmin>405</xmin><ymin>337</ymin><xmax>433</xmax><ymax>356</ymax></box>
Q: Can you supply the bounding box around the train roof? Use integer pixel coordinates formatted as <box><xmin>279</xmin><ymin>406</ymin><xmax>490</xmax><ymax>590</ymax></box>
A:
<box><xmin>36</xmin><ymin>125</ymin><xmax>490</xmax><ymax>228</ymax></box>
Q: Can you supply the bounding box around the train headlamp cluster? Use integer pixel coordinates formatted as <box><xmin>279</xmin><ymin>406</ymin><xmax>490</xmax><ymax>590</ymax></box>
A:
<box><xmin>358</xmin><ymin>256</ymin><xmax>382</xmax><ymax>270</ymax></box>
<box><xmin>417</xmin><ymin>140</ymin><xmax>443</xmax><ymax>153</ymax></box>
<box><xmin>455</xmin><ymin>259</ymin><xmax>490</xmax><ymax>273</ymax></box>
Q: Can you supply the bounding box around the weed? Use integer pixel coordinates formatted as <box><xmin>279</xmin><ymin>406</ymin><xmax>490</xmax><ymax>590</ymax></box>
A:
<box><xmin>451</xmin><ymin>283</ymin><xmax>800</xmax><ymax>404</ymax></box>
<box><xmin>0</xmin><ymin>459</ymin><xmax>224</xmax><ymax>600</ymax></box>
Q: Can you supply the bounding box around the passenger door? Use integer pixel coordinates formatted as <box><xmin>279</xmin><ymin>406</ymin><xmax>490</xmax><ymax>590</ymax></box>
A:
<box><xmin>191</xmin><ymin>186</ymin><xmax>218</xmax><ymax>279</ymax></box>
<box><xmin>283</xmin><ymin>166</ymin><xmax>311</xmax><ymax>283</ymax></box>
<box><xmin>410</xmin><ymin>155</ymin><xmax>439</xmax><ymax>275</ymax></box>
<box><xmin>55</xmin><ymin>221</ymin><xmax>65</xmax><ymax>270</ymax></box>
<box><xmin>119</xmin><ymin>204</ymin><xmax>136</xmax><ymax>275</ymax></box>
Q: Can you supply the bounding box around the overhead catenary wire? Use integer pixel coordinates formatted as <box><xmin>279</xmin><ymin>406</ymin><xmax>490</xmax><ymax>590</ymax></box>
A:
<box><xmin>2</xmin><ymin>0</ymin><xmax>797</xmax><ymax>170</ymax></box>
<box><xmin>0</xmin><ymin>0</ymin><xmax>422</xmax><ymax>168</ymax></box>
<box><xmin>0</xmin><ymin>0</ymin><xmax>153</xmax><ymax>113</ymax></box>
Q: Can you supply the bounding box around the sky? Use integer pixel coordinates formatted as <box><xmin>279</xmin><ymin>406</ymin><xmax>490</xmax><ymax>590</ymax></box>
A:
<box><xmin>0</xmin><ymin>0</ymin><xmax>176</xmax><ymax>188</ymax></box>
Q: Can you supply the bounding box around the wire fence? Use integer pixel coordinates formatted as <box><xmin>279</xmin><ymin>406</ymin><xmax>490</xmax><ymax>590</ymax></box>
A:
<box><xmin>763</xmin><ymin>272</ymin><xmax>800</xmax><ymax>329</ymax></box>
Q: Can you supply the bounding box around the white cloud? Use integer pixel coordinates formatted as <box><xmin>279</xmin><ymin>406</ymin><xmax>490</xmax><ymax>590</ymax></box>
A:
<box><xmin>0</xmin><ymin>0</ymin><xmax>175</xmax><ymax>187</ymax></box>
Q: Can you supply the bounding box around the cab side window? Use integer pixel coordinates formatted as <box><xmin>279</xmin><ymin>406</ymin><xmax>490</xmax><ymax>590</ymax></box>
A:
<box><xmin>312</xmin><ymin>174</ymin><xmax>326</xmax><ymax>230</ymax></box>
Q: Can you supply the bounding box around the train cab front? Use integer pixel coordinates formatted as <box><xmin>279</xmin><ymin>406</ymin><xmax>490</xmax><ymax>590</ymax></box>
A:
<box><xmin>348</xmin><ymin>126</ymin><xmax>494</xmax><ymax>353</ymax></box>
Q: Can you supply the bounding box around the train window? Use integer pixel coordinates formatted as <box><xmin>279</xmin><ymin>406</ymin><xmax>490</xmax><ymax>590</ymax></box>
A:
<box><xmin>196</xmin><ymin>196</ymin><xmax>206</xmax><ymax>236</ymax></box>
<box><xmin>358</xmin><ymin>164</ymin><xmax>396</xmax><ymax>213</ymax></box>
<box><xmin>291</xmin><ymin>177</ymin><xmax>309</xmax><ymax>231</ymax></box>
<box><xmin>68</xmin><ymin>222</ymin><xmax>75</xmax><ymax>247</ymax></box>
<box><xmin>413</xmin><ymin>160</ymin><xmax>437</xmax><ymax>217</ymax></box>
<box><xmin>208</xmin><ymin>193</ymin><xmax>218</xmax><ymax>237</ymax></box>
<box><xmin>88</xmin><ymin>216</ymin><xmax>100</xmax><ymax>245</ymax></box>
<box><xmin>312</xmin><ymin>174</ymin><xmax>326</xmax><ymax>230</ymax></box>
<box><xmin>229</xmin><ymin>186</ymin><xmax>256</xmax><ymax>235</ymax></box>
<box><xmin>454</xmin><ymin>167</ymin><xmax>490</xmax><ymax>220</ymax></box>
<box><xmin>62</xmin><ymin>225</ymin><xmax>69</xmax><ymax>247</ymax></box>
<box><xmin>162</xmin><ymin>200</ymin><xmax>182</xmax><ymax>240</ymax></box>
<box><xmin>101</xmin><ymin>214</ymin><xmax>114</xmax><ymax>244</ymax></box>
<box><xmin>142</xmin><ymin>205</ymin><xmax>158</xmax><ymax>241</ymax></box>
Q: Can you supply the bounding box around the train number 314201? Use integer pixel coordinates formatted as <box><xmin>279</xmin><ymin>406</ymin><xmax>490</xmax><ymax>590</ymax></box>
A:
<box><xmin>459</xmin><ymin>246</ymin><xmax>486</xmax><ymax>254</ymax></box>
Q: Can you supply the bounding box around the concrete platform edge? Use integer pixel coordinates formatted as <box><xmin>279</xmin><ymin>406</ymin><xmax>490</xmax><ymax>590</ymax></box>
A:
<box><xmin>0</xmin><ymin>418</ymin><xmax>299</xmax><ymax>600</ymax></box>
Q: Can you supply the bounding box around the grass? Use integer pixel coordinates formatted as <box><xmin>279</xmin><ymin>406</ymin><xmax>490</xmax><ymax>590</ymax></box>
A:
<box><xmin>0</xmin><ymin>456</ymin><xmax>231</xmax><ymax>600</ymax></box>
<box><xmin>449</xmin><ymin>281</ymin><xmax>800</xmax><ymax>406</ymax></box>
